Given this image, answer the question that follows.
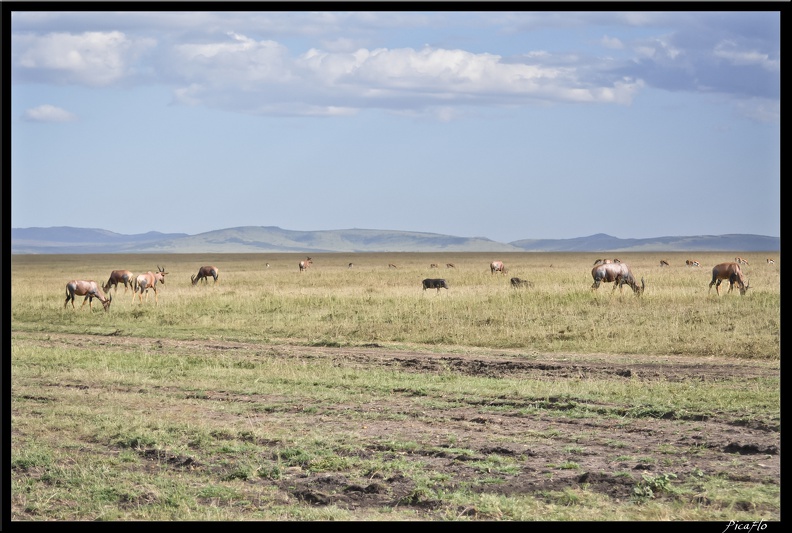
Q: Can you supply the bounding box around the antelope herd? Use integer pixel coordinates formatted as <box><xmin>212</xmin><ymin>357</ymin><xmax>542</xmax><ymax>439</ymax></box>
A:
<box><xmin>62</xmin><ymin>254</ymin><xmax>771</xmax><ymax>311</ymax></box>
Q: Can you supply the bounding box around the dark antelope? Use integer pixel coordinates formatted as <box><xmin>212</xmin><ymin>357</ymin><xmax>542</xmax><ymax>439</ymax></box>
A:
<box><xmin>133</xmin><ymin>265</ymin><xmax>168</xmax><ymax>304</ymax></box>
<box><xmin>709</xmin><ymin>262</ymin><xmax>750</xmax><ymax>296</ymax></box>
<box><xmin>102</xmin><ymin>270</ymin><xmax>135</xmax><ymax>294</ymax></box>
<box><xmin>591</xmin><ymin>262</ymin><xmax>644</xmax><ymax>295</ymax></box>
<box><xmin>299</xmin><ymin>257</ymin><xmax>313</xmax><ymax>272</ymax></box>
<box><xmin>422</xmin><ymin>278</ymin><xmax>449</xmax><ymax>292</ymax></box>
<box><xmin>490</xmin><ymin>261</ymin><xmax>506</xmax><ymax>274</ymax></box>
<box><xmin>510</xmin><ymin>277</ymin><xmax>533</xmax><ymax>288</ymax></box>
<box><xmin>65</xmin><ymin>280</ymin><xmax>112</xmax><ymax>311</ymax></box>
<box><xmin>191</xmin><ymin>265</ymin><xmax>219</xmax><ymax>285</ymax></box>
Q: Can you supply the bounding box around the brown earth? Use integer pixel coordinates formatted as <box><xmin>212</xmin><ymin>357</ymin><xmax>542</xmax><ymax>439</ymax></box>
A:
<box><xmin>13</xmin><ymin>334</ymin><xmax>781</xmax><ymax>518</ymax></box>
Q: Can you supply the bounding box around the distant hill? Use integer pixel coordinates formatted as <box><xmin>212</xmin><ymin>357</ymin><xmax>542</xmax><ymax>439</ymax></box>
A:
<box><xmin>10</xmin><ymin>226</ymin><xmax>780</xmax><ymax>254</ymax></box>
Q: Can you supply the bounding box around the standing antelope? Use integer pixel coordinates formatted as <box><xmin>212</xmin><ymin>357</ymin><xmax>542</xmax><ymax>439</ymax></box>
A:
<box><xmin>65</xmin><ymin>280</ymin><xmax>112</xmax><ymax>312</ymax></box>
<box><xmin>299</xmin><ymin>257</ymin><xmax>313</xmax><ymax>272</ymax></box>
<box><xmin>490</xmin><ymin>261</ymin><xmax>506</xmax><ymax>275</ymax></box>
<box><xmin>659</xmin><ymin>260</ymin><xmax>670</xmax><ymax>267</ymax></box>
<box><xmin>191</xmin><ymin>265</ymin><xmax>219</xmax><ymax>285</ymax></box>
<box><xmin>735</xmin><ymin>257</ymin><xmax>750</xmax><ymax>266</ymax></box>
<box><xmin>591</xmin><ymin>262</ymin><xmax>644</xmax><ymax>295</ymax></box>
<box><xmin>348</xmin><ymin>263</ymin><xmax>354</xmax><ymax>269</ymax></box>
<box><xmin>103</xmin><ymin>270</ymin><xmax>135</xmax><ymax>294</ymax></box>
<box><xmin>133</xmin><ymin>265</ymin><xmax>168</xmax><ymax>304</ymax></box>
<box><xmin>709</xmin><ymin>262</ymin><xmax>750</xmax><ymax>296</ymax></box>
<box><xmin>767</xmin><ymin>258</ymin><xmax>775</xmax><ymax>265</ymax></box>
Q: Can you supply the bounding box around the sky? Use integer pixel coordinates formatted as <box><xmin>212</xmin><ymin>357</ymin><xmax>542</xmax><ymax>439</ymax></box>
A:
<box><xmin>7</xmin><ymin>8</ymin><xmax>781</xmax><ymax>243</ymax></box>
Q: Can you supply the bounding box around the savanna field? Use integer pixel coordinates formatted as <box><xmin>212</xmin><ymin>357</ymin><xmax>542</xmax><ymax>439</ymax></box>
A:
<box><xmin>10</xmin><ymin>252</ymin><xmax>780</xmax><ymax>521</ymax></box>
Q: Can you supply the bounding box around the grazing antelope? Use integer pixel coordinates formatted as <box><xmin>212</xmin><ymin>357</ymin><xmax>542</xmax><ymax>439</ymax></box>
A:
<box><xmin>767</xmin><ymin>258</ymin><xmax>775</xmax><ymax>265</ymax></box>
<box><xmin>65</xmin><ymin>280</ymin><xmax>112</xmax><ymax>312</ymax></box>
<box><xmin>299</xmin><ymin>257</ymin><xmax>313</xmax><ymax>272</ymax></box>
<box><xmin>446</xmin><ymin>263</ymin><xmax>455</xmax><ymax>268</ymax></box>
<box><xmin>659</xmin><ymin>260</ymin><xmax>670</xmax><ymax>267</ymax></box>
<box><xmin>133</xmin><ymin>265</ymin><xmax>168</xmax><ymax>304</ymax></box>
<box><xmin>388</xmin><ymin>263</ymin><xmax>398</xmax><ymax>269</ymax></box>
<box><xmin>430</xmin><ymin>263</ymin><xmax>439</xmax><ymax>269</ymax></box>
<box><xmin>191</xmin><ymin>265</ymin><xmax>219</xmax><ymax>285</ymax></box>
<box><xmin>510</xmin><ymin>277</ymin><xmax>533</xmax><ymax>288</ymax></box>
<box><xmin>591</xmin><ymin>262</ymin><xmax>644</xmax><ymax>295</ymax></box>
<box><xmin>735</xmin><ymin>257</ymin><xmax>750</xmax><ymax>266</ymax></box>
<box><xmin>102</xmin><ymin>270</ymin><xmax>135</xmax><ymax>294</ymax></box>
<box><xmin>709</xmin><ymin>262</ymin><xmax>750</xmax><ymax>296</ymax></box>
<box><xmin>490</xmin><ymin>261</ymin><xmax>506</xmax><ymax>275</ymax></box>
<box><xmin>685</xmin><ymin>260</ymin><xmax>701</xmax><ymax>267</ymax></box>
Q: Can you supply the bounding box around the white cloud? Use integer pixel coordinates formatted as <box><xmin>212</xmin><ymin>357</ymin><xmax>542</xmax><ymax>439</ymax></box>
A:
<box><xmin>22</xmin><ymin>104</ymin><xmax>77</xmax><ymax>122</ymax></box>
<box><xmin>600</xmin><ymin>35</ymin><xmax>624</xmax><ymax>50</ymax></box>
<box><xmin>714</xmin><ymin>40</ymin><xmax>779</xmax><ymax>71</ymax></box>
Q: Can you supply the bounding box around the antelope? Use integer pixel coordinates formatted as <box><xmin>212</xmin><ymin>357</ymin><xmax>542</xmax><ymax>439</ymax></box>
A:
<box><xmin>388</xmin><ymin>264</ymin><xmax>398</xmax><ymax>269</ymax></box>
<box><xmin>133</xmin><ymin>265</ymin><xmax>168</xmax><ymax>304</ymax></box>
<box><xmin>191</xmin><ymin>265</ymin><xmax>219</xmax><ymax>285</ymax></box>
<box><xmin>735</xmin><ymin>257</ymin><xmax>750</xmax><ymax>266</ymax></box>
<box><xmin>490</xmin><ymin>261</ymin><xmax>506</xmax><ymax>274</ymax></box>
<box><xmin>102</xmin><ymin>270</ymin><xmax>135</xmax><ymax>294</ymax></box>
<box><xmin>348</xmin><ymin>263</ymin><xmax>354</xmax><ymax>269</ymax></box>
<box><xmin>446</xmin><ymin>263</ymin><xmax>455</xmax><ymax>268</ymax></box>
<box><xmin>591</xmin><ymin>262</ymin><xmax>644</xmax><ymax>296</ymax></box>
<box><xmin>659</xmin><ymin>260</ymin><xmax>670</xmax><ymax>267</ymax></box>
<box><xmin>709</xmin><ymin>262</ymin><xmax>750</xmax><ymax>296</ymax></box>
<box><xmin>65</xmin><ymin>280</ymin><xmax>112</xmax><ymax>311</ymax></box>
<box><xmin>686</xmin><ymin>260</ymin><xmax>700</xmax><ymax>267</ymax></box>
<box><xmin>299</xmin><ymin>257</ymin><xmax>313</xmax><ymax>272</ymax></box>
<box><xmin>430</xmin><ymin>263</ymin><xmax>439</xmax><ymax>269</ymax></box>
<box><xmin>767</xmin><ymin>258</ymin><xmax>775</xmax><ymax>265</ymax></box>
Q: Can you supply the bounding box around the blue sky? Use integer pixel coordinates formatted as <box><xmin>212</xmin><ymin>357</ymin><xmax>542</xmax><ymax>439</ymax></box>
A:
<box><xmin>8</xmin><ymin>9</ymin><xmax>781</xmax><ymax>242</ymax></box>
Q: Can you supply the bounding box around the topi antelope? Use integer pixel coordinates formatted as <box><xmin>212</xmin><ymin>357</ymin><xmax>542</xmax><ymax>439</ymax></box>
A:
<box><xmin>299</xmin><ymin>257</ymin><xmax>313</xmax><ymax>272</ymax></box>
<box><xmin>191</xmin><ymin>265</ymin><xmax>219</xmax><ymax>285</ymax></box>
<box><xmin>103</xmin><ymin>270</ymin><xmax>135</xmax><ymax>294</ymax></box>
<box><xmin>133</xmin><ymin>265</ymin><xmax>168</xmax><ymax>304</ymax></box>
<box><xmin>65</xmin><ymin>280</ymin><xmax>112</xmax><ymax>312</ymax></box>
<box><xmin>591</xmin><ymin>262</ymin><xmax>644</xmax><ymax>296</ymax></box>
<box><xmin>490</xmin><ymin>261</ymin><xmax>506</xmax><ymax>274</ymax></box>
<box><xmin>709</xmin><ymin>262</ymin><xmax>750</xmax><ymax>296</ymax></box>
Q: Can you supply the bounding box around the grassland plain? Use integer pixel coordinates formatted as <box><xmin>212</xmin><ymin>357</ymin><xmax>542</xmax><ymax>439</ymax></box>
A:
<box><xmin>10</xmin><ymin>252</ymin><xmax>780</xmax><ymax>521</ymax></box>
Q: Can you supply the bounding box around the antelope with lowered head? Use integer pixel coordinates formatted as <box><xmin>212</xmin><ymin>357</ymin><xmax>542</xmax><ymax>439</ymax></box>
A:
<box><xmin>709</xmin><ymin>262</ymin><xmax>750</xmax><ymax>296</ymax></box>
<box><xmin>735</xmin><ymin>257</ymin><xmax>750</xmax><ymax>266</ymax></box>
<box><xmin>591</xmin><ymin>262</ymin><xmax>644</xmax><ymax>295</ymax></box>
<box><xmin>133</xmin><ymin>265</ymin><xmax>168</xmax><ymax>304</ymax></box>
<box><xmin>65</xmin><ymin>280</ymin><xmax>112</xmax><ymax>312</ymax></box>
<box><xmin>686</xmin><ymin>259</ymin><xmax>701</xmax><ymax>267</ymax></box>
<box><xmin>102</xmin><ymin>270</ymin><xmax>135</xmax><ymax>294</ymax></box>
<box><xmin>299</xmin><ymin>257</ymin><xmax>313</xmax><ymax>272</ymax></box>
<box><xmin>490</xmin><ymin>261</ymin><xmax>506</xmax><ymax>274</ymax></box>
<box><xmin>659</xmin><ymin>260</ymin><xmax>670</xmax><ymax>267</ymax></box>
<box><xmin>191</xmin><ymin>265</ymin><xmax>219</xmax><ymax>285</ymax></box>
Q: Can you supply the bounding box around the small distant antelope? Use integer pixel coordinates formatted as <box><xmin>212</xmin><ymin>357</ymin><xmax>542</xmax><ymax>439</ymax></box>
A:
<box><xmin>102</xmin><ymin>270</ymin><xmax>135</xmax><ymax>294</ymax></box>
<box><xmin>191</xmin><ymin>265</ymin><xmax>219</xmax><ymax>285</ymax></box>
<box><xmin>446</xmin><ymin>263</ymin><xmax>455</xmax><ymax>268</ymax></box>
<box><xmin>685</xmin><ymin>259</ymin><xmax>700</xmax><ymax>267</ymax></box>
<box><xmin>265</xmin><ymin>263</ymin><xmax>270</xmax><ymax>269</ymax></box>
<box><xmin>735</xmin><ymin>257</ymin><xmax>750</xmax><ymax>266</ymax></box>
<box><xmin>348</xmin><ymin>263</ymin><xmax>354</xmax><ymax>269</ymax></box>
<box><xmin>299</xmin><ymin>257</ymin><xmax>313</xmax><ymax>272</ymax></box>
<box><xmin>659</xmin><ymin>260</ymin><xmax>670</xmax><ymax>267</ymax></box>
<box><xmin>430</xmin><ymin>263</ymin><xmax>439</xmax><ymax>269</ymax></box>
<box><xmin>65</xmin><ymin>280</ymin><xmax>112</xmax><ymax>311</ymax></box>
<box><xmin>766</xmin><ymin>258</ymin><xmax>775</xmax><ymax>265</ymax></box>
<box><xmin>388</xmin><ymin>263</ymin><xmax>398</xmax><ymax>269</ymax></box>
<box><xmin>490</xmin><ymin>261</ymin><xmax>506</xmax><ymax>274</ymax></box>
<box><xmin>133</xmin><ymin>265</ymin><xmax>168</xmax><ymax>305</ymax></box>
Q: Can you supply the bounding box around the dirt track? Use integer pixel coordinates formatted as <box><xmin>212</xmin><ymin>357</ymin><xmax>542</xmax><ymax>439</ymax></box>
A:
<box><xmin>13</xmin><ymin>334</ymin><xmax>781</xmax><ymax>517</ymax></box>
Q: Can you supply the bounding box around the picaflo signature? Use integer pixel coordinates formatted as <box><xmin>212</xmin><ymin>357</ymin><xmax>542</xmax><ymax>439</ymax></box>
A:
<box><xmin>722</xmin><ymin>521</ymin><xmax>768</xmax><ymax>533</ymax></box>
